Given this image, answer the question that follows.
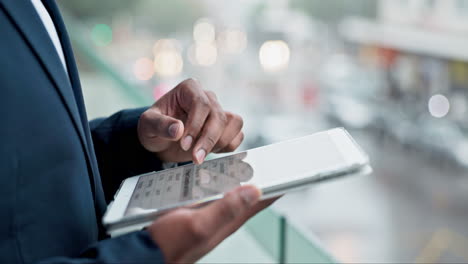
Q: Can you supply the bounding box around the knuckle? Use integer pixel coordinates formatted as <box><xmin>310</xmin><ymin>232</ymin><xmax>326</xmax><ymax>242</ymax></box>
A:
<box><xmin>225</xmin><ymin>144</ymin><xmax>236</xmax><ymax>152</ymax></box>
<box><xmin>216</xmin><ymin>139</ymin><xmax>229</xmax><ymax>150</ymax></box>
<box><xmin>186</xmin><ymin>78</ymin><xmax>200</xmax><ymax>87</ymax></box>
<box><xmin>204</xmin><ymin>134</ymin><xmax>218</xmax><ymax>148</ymax></box>
<box><xmin>192</xmin><ymin>94</ymin><xmax>210</xmax><ymax>109</ymax></box>
<box><xmin>239</xmin><ymin>132</ymin><xmax>245</xmax><ymax>142</ymax></box>
<box><xmin>218</xmin><ymin>111</ymin><xmax>228</xmax><ymax>126</ymax></box>
<box><xmin>174</xmin><ymin>209</ymin><xmax>193</xmax><ymax>225</ymax></box>
<box><xmin>206</xmin><ymin>90</ymin><xmax>216</xmax><ymax>98</ymax></box>
<box><xmin>180</xmin><ymin>78</ymin><xmax>201</xmax><ymax>93</ymax></box>
<box><xmin>190</xmin><ymin>94</ymin><xmax>202</xmax><ymax>108</ymax></box>
<box><xmin>179</xmin><ymin>79</ymin><xmax>198</xmax><ymax>93</ymax></box>
<box><xmin>140</xmin><ymin>110</ymin><xmax>152</xmax><ymax>123</ymax></box>
<box><xmin>175</xmin><ymin>210</ymin><xmax>208</xmax><ymax>242</ymax></box>
<box><xmin>227</xmin><ymin>134</ymin><xmax>243</xmax><ymax>151</ymax></box>
<box><xmin>200</xmin><ymin>97</ymin><xmax>211</xmax><ymax>108</ymax></box>
<box><xmin>233</xmin><ymin>114</ymin><xmax>244</xmax><ymax>130</ymax></box>
<box><xmin>191</xmin><ymin>93</ymin><xmax>201</xmax><ymax>103</ymax></box>
<box><xmin>188</xmin><ymin>119</ymin><xmax>203</xmax><ymax>132</ymax></box>
<box><xmin>220</xmin><ymin>194</ymin><xmax>241</xmax><ymax>221</ymax></box>
<box><xmin>188</xmin><ymin>218</ymin><xmax>209</xmax><ymax>242</ymax></box>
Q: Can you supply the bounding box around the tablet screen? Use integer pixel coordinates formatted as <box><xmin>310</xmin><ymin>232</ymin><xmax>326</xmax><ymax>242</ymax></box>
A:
<box><xmin>124</xmin><ymin>129</ymin><xmax>362</xmax><ymax>216</ymax></box>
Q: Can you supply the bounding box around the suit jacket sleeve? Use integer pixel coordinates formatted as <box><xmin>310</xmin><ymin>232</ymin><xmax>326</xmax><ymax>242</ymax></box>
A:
<box><xmin>37</xmin><ymin>230</ymin><xmax>165</xmax><ymax>263</ymax></box>
<box><xmin>89</xmin><ymin>107</ymin><xmax>164</xmax><ymax>202</ymax></box>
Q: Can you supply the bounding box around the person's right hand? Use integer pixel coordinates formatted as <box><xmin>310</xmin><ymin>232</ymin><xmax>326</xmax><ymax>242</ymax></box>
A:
<box><xmin>146</xmin><ymin>185</ymin><xmax>276</xmax><ymax>263</ymax></box>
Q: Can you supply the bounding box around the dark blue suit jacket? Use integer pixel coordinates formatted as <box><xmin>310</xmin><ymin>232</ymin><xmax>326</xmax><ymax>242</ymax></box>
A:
<box><xmin>0</xmin><ymin>0</ymin><xmax>166</xmax><ymax>262</ymax></box>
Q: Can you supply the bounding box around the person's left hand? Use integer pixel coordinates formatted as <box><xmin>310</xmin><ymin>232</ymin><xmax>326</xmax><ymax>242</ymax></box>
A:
<box><xmin>138</xmin><ymin>79</ymin><xmax>244</xmax><ymax>164</ymax></box>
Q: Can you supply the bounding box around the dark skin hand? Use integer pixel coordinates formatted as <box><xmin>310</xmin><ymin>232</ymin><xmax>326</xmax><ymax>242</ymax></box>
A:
<box><xmin>137</xmin><ymin>79</ymin><xmax>278</xmax><ymax>263</ymax></box>
<box><xmin>138</xmin><ymin>78</ymin><xmax>244</xmax><ymax>164</ymax></box>
<box><xmin>147</xmin><ymin>185</ymin><xmax>278</xmax><ymax>263</ymax></box>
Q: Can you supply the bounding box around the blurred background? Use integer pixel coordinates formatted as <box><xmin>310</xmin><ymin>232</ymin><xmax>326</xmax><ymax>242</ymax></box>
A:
<box><xmin>58</xmin><ymin>0</ymin><xmax>468</xmax><ymax>263</ymax></box>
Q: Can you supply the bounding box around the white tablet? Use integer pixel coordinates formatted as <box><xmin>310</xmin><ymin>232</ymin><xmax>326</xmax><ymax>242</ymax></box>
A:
<box><xmin>103</xmin><ymin>128</ymin><xmax>371</xmax><ymax>235</ymax></box>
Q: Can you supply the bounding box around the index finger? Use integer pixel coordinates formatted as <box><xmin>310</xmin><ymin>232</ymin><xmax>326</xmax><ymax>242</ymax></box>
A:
<box><xmin>176</xmin><ymin>81</ymin><xmax>212</xmax><ymax>151</ymax></box>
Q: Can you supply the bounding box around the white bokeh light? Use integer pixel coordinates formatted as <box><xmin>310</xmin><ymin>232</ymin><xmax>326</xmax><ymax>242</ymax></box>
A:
<box><xmin>428</xmin><ymin>94</ymin><xmax>450</xmax><ymax>118</ymax></box>
<box><xmin>195</xmin><ymin>42</ymin><xmax>218</xmax><ymax>66</ymax></box>
<box><xmin>153</xmin><ymin>39</ymin><xmax>183</xmax><ymax>78</ymax></box>
<box><xmin>193</xmin><ymin>19</ymin><xmax>215</xmax><ymax>43</ymax></box>
<box><xmin>154</xmin><ymin>50</ymin><xmax>183</xmax><ymax>78</ymax></box>
<box><xmin>259</xmin><ymin>40</ymin><xmax>290</xmax><ymax>72</ymax></box>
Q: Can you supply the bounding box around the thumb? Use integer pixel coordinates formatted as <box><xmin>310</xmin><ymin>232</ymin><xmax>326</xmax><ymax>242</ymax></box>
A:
<box><xmin>194</xmin><ymin>185</ymin><xmax>261</xmax><ymax>230</ymax></box>
<box><xmin>139</xmin><ymin>108</ymin><xmax>184</xmax><ymax>142</ymax></box>
<box><xmin>188</xmin><ymin>185</ymin><xmax>261</xmax><ymax>254</ymax></box>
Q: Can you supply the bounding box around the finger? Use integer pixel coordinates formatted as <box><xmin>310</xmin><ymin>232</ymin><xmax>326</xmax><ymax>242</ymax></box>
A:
<box><xmin>140</xmin><ymin>108</ymin><xmax>184</xmax><ymax>139</ymax></box>
<box><xmin>138</xmin><ymin>108</ymin><xmax>184</xmax><ymax>152</ymax></box>
<box><xmin>176</xmin><ymin>80</ymin><xmax>212</xmax><ymax>152</ymax></box>
<box><xmin>218</xmin><ymin>131</ymin><xmax>244</xmax><ymax>153</ymax></box>
<box><xmin>213</xmin><ymin>112</ymin><xmax>243</xmax><ymax>153</ymax></box>
<box><xmin>190</xmin><ymin>92</ymin><xmax>227</xmax><ymax>164</ymax></box>
<box><xmin>180</xmin><ymin>99</ymin><xmax>210</xmax><ymax>152</ymax></box>
<box><xmin>192</xmin><ymin>112</ymin><xmax>227</xmax><ymax>164</ymax></box>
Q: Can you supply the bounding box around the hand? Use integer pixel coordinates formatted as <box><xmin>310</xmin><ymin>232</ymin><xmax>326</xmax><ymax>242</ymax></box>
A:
<box><xmin>138</xmin><ymin>79</ymin><xmax>244</xmax><ymax>164</ymax></box>
<box><xmin>147</xmin><ymin>185</ymin><xmax>278</xmax><ymax>263</ymax></box>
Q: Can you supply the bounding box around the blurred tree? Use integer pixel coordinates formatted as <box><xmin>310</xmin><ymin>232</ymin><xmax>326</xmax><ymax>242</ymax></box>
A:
<box><xmin>290</xmin><ymin>0</ymin><xmax>377</xmax><ymax>25</ymax></box>
<box><xmin>59</xmin><ymin>0</ymin><xmax>205</xmax><ymax>35</ymax></box>
<box><xmin>58</xmin><ymin>0</ymin><xmax>134</xmax><ymax>19</ymax></box>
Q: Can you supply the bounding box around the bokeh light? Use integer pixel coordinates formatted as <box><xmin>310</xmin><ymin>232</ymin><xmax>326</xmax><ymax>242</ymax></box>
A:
<box><xmin>428</xmin><ymin>94</ymin><xmax>450</xmax><ymax>118</ymax></box>
<box><xmin>91</xmin><ymin>24</ymin><xmax>113</xmax><ymax>47</ymax></box>
<box><xmin>187</xmin><ymin>44</ymin><xmax>198</xmax><ymax>65</ymax></box>
<box><xmin>259</xmin><ymin>40</ymin><xmax>290</xmax><ymax>72</ymax></box>
<box><xmin>153</xmin><ymin>39</ymin><xmax>184</xmax><ymax>78</ymax></box>
<box><xmin>154</xmin><ymin>51</ymin><xmax>183</xmax><ymax>78</ymax></box>
<box><xmin>153</xmin><ymin>83</ymin><xmax>171</xmax><ymax>100</ymax></box>
<box><xmin>195</xmin><ymin>42</ymin><xmax>218</xmax><ymax>66</ymax></box>
<box><xmin>133</xmin><ymin>57</ymin><xmax>154</xmax><ymax>81</ymax></box>
<box><xmin>193</xmin><ymin>19</ymin><xmax>216</xmax><ymax>43</ymax></box>
<box><xmin>153</xmin><ymin>39</ymin><xmax>182</xmax><ymax>55</ymax></box>
<box><xmin>218</xmin><ymin>29</ymin><xmax>247</xmax><ymax>55</ymax></box>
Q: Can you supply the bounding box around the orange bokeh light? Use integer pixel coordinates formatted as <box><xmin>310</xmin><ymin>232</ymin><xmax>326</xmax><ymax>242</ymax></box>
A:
<box><xmin>133</xmin><ymin>57</ymin><xmax>154</xmax><ymax>81</ymax></box>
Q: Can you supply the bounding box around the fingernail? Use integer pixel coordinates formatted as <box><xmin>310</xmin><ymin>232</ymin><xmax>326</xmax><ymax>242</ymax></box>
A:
<box><xmin>181</xmin><ymin>136</ymin><xmax>193</xmax><ymax>151</ymax></box>
<box><xmin>195</xmin><ymin>149</ymin><xmax>206</xmax><ymax>164</ymax></box>
<box><xmin>239</xmin><ymin>186</ymin><xmax>260</xmax><ymax>207</ymax></box>
<box><xmin>168</xmin><ymin>123</ymin><xmax>179</xmax><ymax>138</ymax></box>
